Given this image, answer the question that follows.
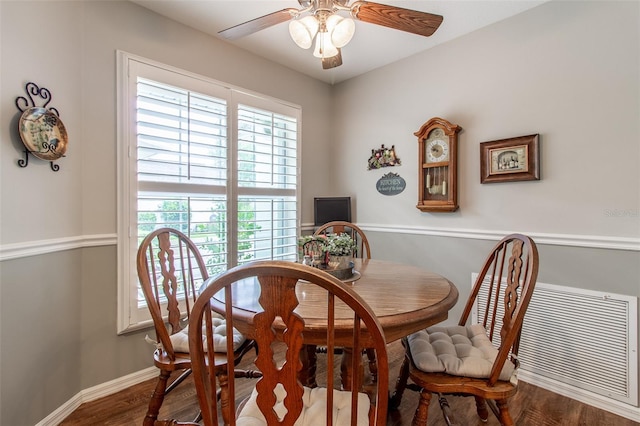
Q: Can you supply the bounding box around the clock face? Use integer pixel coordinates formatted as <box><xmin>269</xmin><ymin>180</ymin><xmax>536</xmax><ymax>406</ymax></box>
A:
<box><xmin>427</xmin><ymin>139</ymin><xmax>449</xmax><ymax>163</ymax></box>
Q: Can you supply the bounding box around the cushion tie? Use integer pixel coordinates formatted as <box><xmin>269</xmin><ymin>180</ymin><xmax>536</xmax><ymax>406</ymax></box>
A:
<box><xmin>510</xmin><ymin>354</ymin><xmax>520</xmax><ymax>386</ymax></box>
<box><xmin>170</xmin><ymin>318</ymin><xmax>246</xmax><ymax>354</ymax></box>
<box><xmin>144</xmin><ymin>335</ymin><xmax>162</xmax><ymax>350</ymax></box>
<box><xmin>144</xmin><ymin>317</ymin><xmax>245</xmax><ymax>354</ymax></box>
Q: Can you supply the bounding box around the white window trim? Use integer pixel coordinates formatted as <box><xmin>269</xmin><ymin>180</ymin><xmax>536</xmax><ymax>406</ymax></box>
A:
<box><xmin>116</xmin><ymin>51</ymin><xmax>301</xmax><ymax>334</ymax></box>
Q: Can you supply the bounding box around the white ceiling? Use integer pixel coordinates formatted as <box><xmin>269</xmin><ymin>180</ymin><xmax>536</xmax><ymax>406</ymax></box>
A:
<box><xmin>130</xmin><ymin>0</ymin><xmax>548</xmax><ymax>85</ymax></box>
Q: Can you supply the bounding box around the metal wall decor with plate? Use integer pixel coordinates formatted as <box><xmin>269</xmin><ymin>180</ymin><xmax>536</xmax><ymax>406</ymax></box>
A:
<box><xmin>15</xmin><ymin>82</ymin><xmax>67</xmax><ymax>171</ymax></box>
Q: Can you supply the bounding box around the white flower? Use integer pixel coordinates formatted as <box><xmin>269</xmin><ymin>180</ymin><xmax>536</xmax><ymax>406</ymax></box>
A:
<box><xmin>323</xmin><ymin>233</ymin><xmax>356</xmax><ymax>256</ymax></box>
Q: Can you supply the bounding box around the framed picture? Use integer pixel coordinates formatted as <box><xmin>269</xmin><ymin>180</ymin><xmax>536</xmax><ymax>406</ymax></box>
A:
<box><xmin>480</xmin><ymin>134</ymin><xmax>540</xmax><ymax>183</ymax></box>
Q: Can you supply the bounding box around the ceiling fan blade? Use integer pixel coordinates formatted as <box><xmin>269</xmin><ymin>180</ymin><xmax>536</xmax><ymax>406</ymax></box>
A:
<box><xmin>351</xmin><ymin>1</ymin><xmax>443</xmax><ymax>37</ymax></box>
<box><xmin>322</xmin><ymin>49</ymin><xmax>343</xmax><ymax>69</ymax></box>
<box><xmin>219</xmin><ymin>8</ymin><xmax>297</xmax><ymax>40</ymax></box>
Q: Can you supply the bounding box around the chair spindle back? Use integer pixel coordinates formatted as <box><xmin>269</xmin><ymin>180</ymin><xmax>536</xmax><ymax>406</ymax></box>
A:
<box><xmin>458</xmin><ymin>234</ymin><xmax>539</xmax><ymax>385</ymax></box>
<box><xmin>190</xmin><ymin>260</ymin><xmax>389</xmax><ymax>426</ymax></box>
<box><xmin>314</xmin><ymin>221</ymin><xmax>371</xmax><ymax>259</ymax></box>
<box><xmin>137</xmin><ymin>228</ymin><xmax>208</xmax><ymax>360</ymax></box>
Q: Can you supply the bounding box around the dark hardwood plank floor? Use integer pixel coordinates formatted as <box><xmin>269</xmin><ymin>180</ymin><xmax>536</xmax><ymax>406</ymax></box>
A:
<box><xmin>61</xmin><ymin>341</ymin><xmax>637</xmax><ymax>425</ymax></box>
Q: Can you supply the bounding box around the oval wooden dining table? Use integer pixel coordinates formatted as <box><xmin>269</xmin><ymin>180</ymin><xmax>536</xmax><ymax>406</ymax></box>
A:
<box><xmin>208</xmin><ymin>258</ymin><xmax>459</xmax><ymax>389</ymax></box>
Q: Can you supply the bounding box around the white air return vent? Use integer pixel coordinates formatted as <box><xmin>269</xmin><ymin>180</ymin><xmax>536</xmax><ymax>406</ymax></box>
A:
<box><xmin>472</xmin><ymin>275</ymin><xmax>637</xmax><ymax>406</ymax></box>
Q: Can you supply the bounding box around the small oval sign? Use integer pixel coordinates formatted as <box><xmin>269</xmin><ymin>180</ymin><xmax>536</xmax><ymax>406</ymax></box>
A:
<box><xmin>376</xmin><ymin>172</ymin><xmax>406</xmax><ymax>196</ymax></box>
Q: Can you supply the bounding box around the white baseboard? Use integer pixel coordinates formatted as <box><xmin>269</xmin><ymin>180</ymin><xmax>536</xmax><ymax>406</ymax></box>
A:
<box><xmin>82</xmin><ymin>366</ymin><xmax>157</xmax><ymax>403</ymax></box>
<box><xmin>38</xmin><ymin>366</ymin><xmax>639</xmax><ymax>425</ymax></box>
<box><xmin>36</xmin><ymin>367</ymin><xmax>157</xmax><ymax>426</ymax></box>
<box><xmin>35</xmin><ymin>393</ymin><xmax>83</xmax><ymax>426</ymax></box>
<box><xmin>518</xmin><ymin>370</ymin><xmax>640</xmax><ymax>423</ymax></box>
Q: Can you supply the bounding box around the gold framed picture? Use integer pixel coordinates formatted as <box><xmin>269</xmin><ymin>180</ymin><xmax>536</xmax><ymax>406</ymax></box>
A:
<box><xmin>480</xmin><ymin>134</ymin><xmax>540</xmax><ymax>183</ymax></box>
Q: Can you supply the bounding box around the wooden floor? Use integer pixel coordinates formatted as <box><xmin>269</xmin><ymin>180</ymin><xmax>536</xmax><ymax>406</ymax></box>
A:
<box><xmin>61</xmin><ymin>340</ymin><xmax>637</xmax><ymax>426</ymax></box>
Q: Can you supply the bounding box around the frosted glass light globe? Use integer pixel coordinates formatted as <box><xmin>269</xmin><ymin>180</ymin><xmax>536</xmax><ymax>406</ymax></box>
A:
<box><xmin>289</xmin><ymin>15</ymin><xmax>319</xmax><ymax>49</ymax></box>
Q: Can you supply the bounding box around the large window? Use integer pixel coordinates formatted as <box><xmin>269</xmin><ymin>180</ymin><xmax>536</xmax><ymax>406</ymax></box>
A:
<box><xmin>117</xmin><ymin>52</ymin><xmax>300</xmax><ymax>332</ymax></box>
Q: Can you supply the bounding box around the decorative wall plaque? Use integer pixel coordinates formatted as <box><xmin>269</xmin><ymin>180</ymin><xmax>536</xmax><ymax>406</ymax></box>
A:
<box><xmin>376</xmin><ymin>172</ymin><xmax>406</xmax><ymax>196</ymax></box>
<box><xmin>368</xmin><ymin>144</ymin><xmax>401</xmax><ymax>170</ymax></box>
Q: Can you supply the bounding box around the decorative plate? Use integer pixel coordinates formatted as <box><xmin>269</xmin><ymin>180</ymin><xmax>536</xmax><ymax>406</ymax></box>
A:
<box><xmin>18</xmin><ymin>107</ymin><xmax>68</xmax><ymax>161</ymax></box>
<box><xmin>340</xmin><ymin>270</ymin><xmax>361</xmax><ymax>283</ymax></box>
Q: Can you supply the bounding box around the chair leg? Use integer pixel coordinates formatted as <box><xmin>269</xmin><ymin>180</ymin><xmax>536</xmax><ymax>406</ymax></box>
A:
<box><xmin>389</xmin><ymin>354</ymin><xmax>410</xmax><ymax>410</ymax></box>
<box><xmin>495</xmin><ymin>399</ymin><xmax>514</xmax><ymax>426</ymax></box>
<box><xmin>474</xmin><ymin>396</ymin><xmax>489</xmax><ymax>421</ymax></box>
<box><xmin>143</xmin><ymin>369</ymin><xmax>171</xmax><ymax>426</ymax></box>
<box><xmin>411</xmin><ymin>390</ymin><xmax>432</xmax><ymax>426</ymax></box>
<box><xmin>210</xmin><ymin>369</ymin><xmax>261</xmax><ymax>425</ymax></box>
<box><xmin>299</xmin><ymin>344</ymin><xmax>318</xmax><ymax>388</ymax></box>
<box><xmin>340</xmin><ymin>347</ymin><xmax>365</xmax><ymax>391</ymax></box>
<box><xmin>365</xmin><ymin>348</ymin><xmax>378</xmax><ymax>382</ymax></box>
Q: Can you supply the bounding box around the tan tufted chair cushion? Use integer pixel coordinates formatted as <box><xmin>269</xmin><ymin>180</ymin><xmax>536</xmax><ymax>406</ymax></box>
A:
<box><xmin>407</xmin><ymin>324</ymin><xmax>516</xmax><ymax>382</ymax></box>
<box><xmin>236</xmin><ymin>383</ymin><xmax>371</xmax><ymax>426</ymax></box>
<box><xmin>169</xmin><ymin>317</ymin><xmax>246</xmax><ymax>354</ymax></box>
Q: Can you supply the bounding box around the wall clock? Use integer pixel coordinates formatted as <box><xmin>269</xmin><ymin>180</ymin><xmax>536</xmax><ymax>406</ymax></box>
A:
<box><xmin>416</xmin><ymin>117</ymin><xmax>461</xmax><ymax>212</ymax></box>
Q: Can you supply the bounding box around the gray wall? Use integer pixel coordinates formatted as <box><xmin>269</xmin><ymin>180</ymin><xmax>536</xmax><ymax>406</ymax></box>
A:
<box><xmin>0</xmin><ymin>1</ymin><xmax>333</xmax><ymax>425</ymax></box>
<box><xmin>332</xmin><ymin>0</ymin><xmax>638</xmax><ymax>238</ymax></box>
<box><xmin>330</xmin><ymin>0</ymin><xmax>640</xmax><ymax>413</ymax></box>
<box><xmin>331</xmin><ymin>0</ymin><xmax>639</xmax><ymax>305</ymax></box>
<box><xmin>0</xmin><ymin>0</ymin><xmax>638</xmax><ymax>425</ymax></box>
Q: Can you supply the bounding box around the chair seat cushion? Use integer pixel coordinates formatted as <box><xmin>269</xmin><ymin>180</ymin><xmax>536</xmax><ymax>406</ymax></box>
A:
<box><xmin>236</xmin><ymin>383</ymin><xmax>370</xmax><ymax>425</ymax></box>
<box><xmin>169</xmin><ymin>317</ymin><xmax>246</xmax><ymax>354</ymax></box>
<box><xmin>407</xmin><ymin>324</ymin><xmax>515</xmax><ymax>381</ymax></box>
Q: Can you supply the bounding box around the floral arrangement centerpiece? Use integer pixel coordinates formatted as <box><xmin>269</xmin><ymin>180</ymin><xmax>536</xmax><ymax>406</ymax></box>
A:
<box><xmin>323</xmin><ymin>233</ymin><xmax>356</xmax><ymax>256</ymax></box>
<box><xmin>297</xmin><ymin>233</ymin><xmax>356</xmax><ymax>279</ymax></box>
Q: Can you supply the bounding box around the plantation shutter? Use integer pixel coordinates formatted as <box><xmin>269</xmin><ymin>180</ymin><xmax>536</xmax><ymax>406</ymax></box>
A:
<box><xmin>117</xmin><ymin>53</ymin><xmax>301</xmax><ymax>331</ymax></box>
<box><xmin>135</xmin><ymin>78</ymin><xmax>230</xmax><ymax>308</ymax></box>
<box><xmin>236</xmin><ymin>104</ymin><xmax>298</xmax><ymax>264</ymax></box>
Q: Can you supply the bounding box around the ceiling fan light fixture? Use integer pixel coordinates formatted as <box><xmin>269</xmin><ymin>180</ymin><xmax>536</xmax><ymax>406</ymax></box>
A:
<box><xmin>289</xmin><ymin>15</ymin><xmax>319</xmax><ymax>49</ymax></box>
<box><xmin>326</xmin><ymin>15</ymin><xmax>355</xmax><ymax>48</ymax></box>
<box><xmin>220</xmin><ymin>1</ymin><xmax>444</xmax><ymax>70</ymax></box>
<box><xmin>313</xmin><ymin>31</ymin><xmax>338</xmax><ymax>58</ymax></box>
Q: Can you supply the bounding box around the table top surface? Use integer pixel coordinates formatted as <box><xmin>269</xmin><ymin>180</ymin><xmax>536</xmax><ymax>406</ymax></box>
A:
<box><xmin>211</xmin><ymin>258</ymin><xmax>459</xmax><ymax>344</ymax></box>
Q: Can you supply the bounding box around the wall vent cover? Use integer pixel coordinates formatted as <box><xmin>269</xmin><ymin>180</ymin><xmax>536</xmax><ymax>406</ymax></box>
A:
<box><xmin>472</xmin><ymin>275</ymin><xmax>638</xmax><ymax>406</ymax></box>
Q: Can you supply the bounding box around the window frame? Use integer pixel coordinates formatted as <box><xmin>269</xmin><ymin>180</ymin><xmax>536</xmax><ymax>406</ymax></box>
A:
<box><xmin>116</xmin><ymin>51</ymin><xmax>301</xmax><ymax>333</ymax></box>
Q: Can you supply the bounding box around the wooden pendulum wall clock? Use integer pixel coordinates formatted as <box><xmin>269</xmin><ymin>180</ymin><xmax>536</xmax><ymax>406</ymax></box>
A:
<box><xmin>416</xmin><ymin>117</ymin><xmax>462</xmax><ymax>212</ymax></box>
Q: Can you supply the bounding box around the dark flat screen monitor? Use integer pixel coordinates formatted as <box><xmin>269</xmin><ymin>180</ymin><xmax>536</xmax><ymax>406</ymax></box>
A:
<box><xmin>314</xmin><ymin>197</ymin><xmax>352</xmax><ymax>226</ymax></box>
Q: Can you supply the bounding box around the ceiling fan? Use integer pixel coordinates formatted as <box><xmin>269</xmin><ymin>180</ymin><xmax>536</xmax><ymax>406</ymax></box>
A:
<box><xmin>219</xmin><ymin>0</ymin><xmax>443</xmax><ymax>69</ymax></box>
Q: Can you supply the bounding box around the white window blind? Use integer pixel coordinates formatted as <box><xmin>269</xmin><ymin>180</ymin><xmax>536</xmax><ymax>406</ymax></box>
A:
<box><xmin>236</xmin><ymin>105</ymin><xmax>298</xmax><ymax>265</ymax></box>
<box><xmin>137</xmin><ymin>78</ymin><xmax>228</xmax><ymax>186</ymax></box>
<box><xmin>117</xmin><ymin>52</ymin><xmax>301</xmax><ymax>332</ymax></box>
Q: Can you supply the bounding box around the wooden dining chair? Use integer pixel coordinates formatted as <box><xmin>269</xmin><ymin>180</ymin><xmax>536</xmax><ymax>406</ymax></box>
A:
<box><xmin>314</xmin><ymin>220</ymin><xmax>371</xmax><ymax>259</ymax></box>
<box><xmin>186</xmin><ymin>260</ymin><xmax>389</xmax><ymax>426</ymax></box>
<box><xmin>314</xmin><ymin>221</ymin><xmax>377</xmax><ymax>380</ymax></box>
<box><xmin>390</xmin><ymin>234</ymin><xmax>539</xmax><ymax>426</ymax></box>
<box><xmin>137</xmin><ymin>228</ymin><xmax>259</xmax><ymax>426</ymax></box>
